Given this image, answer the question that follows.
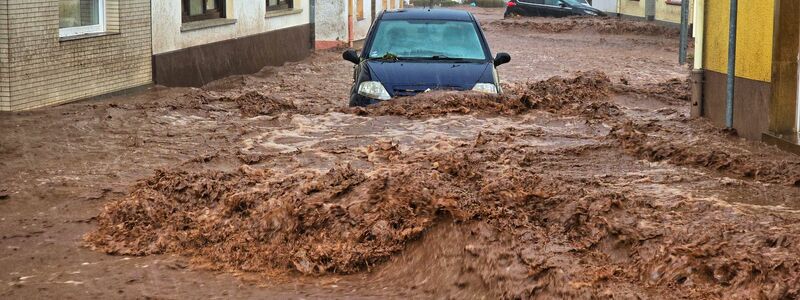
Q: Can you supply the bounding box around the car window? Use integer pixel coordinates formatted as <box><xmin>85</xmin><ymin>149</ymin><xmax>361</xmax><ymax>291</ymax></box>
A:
<box><xmin>519</xmin><ymin>0</ymin><xmax>544</xmax><ymax>3</ymax></box>
<box><xmin>544</xmin><ymin>0</ymin><xmax>560</xmax><ymax>5</ymax></box>
<box><xmin>367</xmin><ymin>20</ymin><xmax>488</xmax><ymax>60</ymax></box>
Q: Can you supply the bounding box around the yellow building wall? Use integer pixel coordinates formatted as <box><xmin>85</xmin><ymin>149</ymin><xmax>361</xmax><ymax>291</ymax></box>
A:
<box><xmin>619</xmin><ymin>0</ymin><xmax>645</xmax><ymax>17</ymax></box>
<box><xmin>619</xmin><ymin>0</ymin><xmax>694</xmax><ymax>24</ymax></box>
<box><xmin>655</xmin><ymin>0</ymin><xmax>694</xmax><ymax>23</ymax></box>
<box><xmin>703</xmin><ymin>0</ymin><xmax>774</xmax><ymax>82</ymax></box>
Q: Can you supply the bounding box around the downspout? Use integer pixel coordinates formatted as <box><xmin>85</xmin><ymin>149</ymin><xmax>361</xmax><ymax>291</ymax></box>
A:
<box><xmin>725</xmin><ymin>0</ymin><xmax>738</xmax><ymax>128</ymax></box>
<box><xmin>679</xmin><ymin>0</ymin><xmax>690</xmax><ymax>64</ymax></box>
<box><xmin>690</xmin><ymin>0</ymin><xmax>705</xmax><ymax>118</ymax></box>
<box><xmin>348</xmin><ymin>0</ymin><xmax>355</xmax><ymax>47</ymax></box>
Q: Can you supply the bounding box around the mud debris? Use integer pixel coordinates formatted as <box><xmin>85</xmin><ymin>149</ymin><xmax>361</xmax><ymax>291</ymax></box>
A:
<box><xmin>611</xmin><ymin>121</ymin><xmax>800</xmax><ymax>186</ymax></box>
<box><xmin>487</xmin><ymin>17</ymin><xmax>681</xmax><ymax>37</ymax></box>
<box><xmin>218</xmin><ymin>91</ymin><xmax>297</xmax><ymax>117</ymax></box>
<box><xmin>85</xmin><ymin>136</ymin><xmax>800</xmax><ymax>298</ymax></box>
<box><xmin>347</xmin><ymin>71</ymin><xmax>613</xmax><ymax>118</ymax></box>
<box><xmin>614</xmin><ymin>78</ymin><xmax>691</xmax><ymax>102</ymax></box>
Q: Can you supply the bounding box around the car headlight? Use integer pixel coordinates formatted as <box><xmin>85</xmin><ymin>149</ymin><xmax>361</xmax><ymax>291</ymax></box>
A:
<box><xmin>358</xmin><ymin>81</ymin><xmax>391</xmax><ymax>100</ymax></box>
<box><xmin>472</xmin><ymin>83</ymin><xmax>498</xmax><ymax>94</ymax></box>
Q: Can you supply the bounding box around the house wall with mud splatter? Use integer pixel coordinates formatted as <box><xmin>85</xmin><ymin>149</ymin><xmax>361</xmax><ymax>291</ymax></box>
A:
<box><xmin>151</xmin><ymin>0</ymin><xmax>314</xmax><ymax>87</ymax></box>
<box><xmin>315</xmin><ymin>0</ymin><xmax>403</xmax><ymax>49</ymax></box>
<box><xmin>618</xmin><ymin>0</ymin><xmax>694</xmax><ymax>25</ymax></box>
<box><xmin>0</xmin><ymin>0</ymin><xmax>152</xmax><ymax>111</ymax></box>
<box><xmin>698</xmin><ymin>0</ymin><xmax>776</xmax><ymax>140</ymax></box>
<box><xmin>0</xmin><ymin>1</ymin><xmax>9</xmax><ymax>111</ymax></box>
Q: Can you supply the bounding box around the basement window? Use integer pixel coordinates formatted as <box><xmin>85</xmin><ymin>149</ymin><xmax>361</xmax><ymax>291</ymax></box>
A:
<box><xmin>183</xmin><ymin>0</ymin><xmax>226</xmax><ymax>22</ymax></box>
<box><xmin>267</xmin><ymin>0</ymin><xmax>294</xmax><ymax>12</ymax></box>
<box><xmin>59</xmin><ymin>0</ymin><xmax>106</xmax><ymax>37</ymax></box>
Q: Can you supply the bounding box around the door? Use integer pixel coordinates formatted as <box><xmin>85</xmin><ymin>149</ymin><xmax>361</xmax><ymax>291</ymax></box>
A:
<box><xmin>645</xmin><ymin>0</ymin><xmax>656</xmax><ymax>20</ymax></box>
<box><xmin>542</xmin><ymin>0</ymin><xmax>570</xmax><ymax>17</ymax></box>
<box><xmin>516</xmin><ymin>0</ymin><xmax>544</xmax><ymax>16</ymax></box>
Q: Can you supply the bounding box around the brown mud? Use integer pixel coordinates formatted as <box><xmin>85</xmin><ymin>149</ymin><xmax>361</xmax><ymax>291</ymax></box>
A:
<box><xmin>346</xmin><ymin>71</ymin><xmax>614</xmax><ymax>118</ymax></box>
<box><xmin>3</xmin><ymin>6</ymin><xmax>800</xmax><ymax>300</ymax></box>
<box><xmin>485</xmin><ymin>17</ymin><xmax>681</xmax><ymax>37</ymax></box>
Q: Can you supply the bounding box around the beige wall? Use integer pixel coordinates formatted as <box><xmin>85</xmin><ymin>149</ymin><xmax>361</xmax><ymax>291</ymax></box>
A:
<box><xmin>618</xmin><ymin>0</ymin><xmax>694</xmax><ymax>24</ymax></box>
<box><xmin>1</xmin><ymin>0</ymin><xmax>152</xmax><ymax>111</ymax></box>
<box><xmin>0</xmin><ymin>1</ymin><xmax>10</xmax><ymax>111</ymax></box>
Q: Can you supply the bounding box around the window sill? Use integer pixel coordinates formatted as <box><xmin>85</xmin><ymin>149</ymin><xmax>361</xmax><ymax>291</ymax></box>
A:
<box><xmin>265</xmin><ymin>8</ymin><xmax>303</xmax><ymax>18</ymax></box>
<box><xmin>59</xmin><ymin>31</ymin><xmax>119</xmax><ymax>42</ymax></box>
<box><xmin>181</xmin><ymin>18</ymin><xmax>237</xmax><ymax>32</ymax></box>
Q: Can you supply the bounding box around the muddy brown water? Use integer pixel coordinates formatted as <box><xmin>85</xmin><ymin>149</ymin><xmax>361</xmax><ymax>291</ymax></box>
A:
<box><xmin>2</xmin><ymin>6</ymin><xmax>800</xmax><ymax>299</ymax></box>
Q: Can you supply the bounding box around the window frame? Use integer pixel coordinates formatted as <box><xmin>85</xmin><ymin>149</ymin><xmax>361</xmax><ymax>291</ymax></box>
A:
<box><xmin>182</xmin><ymin>0</ymin><xmax>226</xmax><ymax>23</ymax></box>
<box><xmin>59</xmin><ymin>0</ymin><xmax>107</xmax><ymax>38</ymax></box>
<box><xmin>266</xmin><ymin>0</ymin><xmax>294</xmax><ymax>12</ymax></box>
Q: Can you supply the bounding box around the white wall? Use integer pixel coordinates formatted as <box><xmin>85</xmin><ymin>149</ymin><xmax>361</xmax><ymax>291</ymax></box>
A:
<box><xmin>316</xmin><ymin>0</ymin><xmax>347</xmax><ymax>41</ymax></box>
<box><xmin>315</xmin><ymin>0</ymin><xmax>402</xmax><ymax>43</ymax></box>
<box><xmin>153</xmin><ymin>0</ymin><xmax>310</xmax><ymax>54</ymax></box>
<box><xmin>591</xmin><ymin>0</ymin><xmax>617</xmax><ymax>13</ymax></box>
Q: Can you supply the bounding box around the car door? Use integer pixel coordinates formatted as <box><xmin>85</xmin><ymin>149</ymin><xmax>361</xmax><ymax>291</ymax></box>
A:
<box><xmin>541</xmin><ymin>0</ymin><xmax>571</xmax><ymax>17</ymax></box>
<box><xmin>516</xmin><ymin>0</ymin><xmax>545</xmax><ymax>16</ymax></box>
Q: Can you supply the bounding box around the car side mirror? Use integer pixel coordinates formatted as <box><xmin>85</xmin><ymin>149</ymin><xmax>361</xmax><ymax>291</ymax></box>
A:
<box><xmin>343</xmin><ymin>49</ymin><xmax>360</xmax><ymax>64</ymax></box>
<box><xmin>494</xmin><ymin>52</ymin><xmax>511</xmax><ymax>67</ymax></box>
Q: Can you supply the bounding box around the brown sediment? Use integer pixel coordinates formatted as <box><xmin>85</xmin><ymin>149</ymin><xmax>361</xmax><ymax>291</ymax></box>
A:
<box><xmin>84</xmin><ymin>135</ymin><xmax>800</xmax><ymax>298</ymax></box>
<box><xmin>611</xmin><ymin>121</ymin><xmax>800</xmax><ymax>186</ymax></box>
<box><xmin>217</xmin><ymin>91</ymin><xmax>297</xmax><ymax>117</ymax></box>
<box><xmin>613</xmin><ymin>78</ymin><xmax>691</xmax><ymax>102</ymax></box>
<box><xmin>486</xmin><ymin>17</ymin><xmax>681</xmax><ymax>37</ymax></box>
<box><xmin>345</xmin><ymin>71</ymin><xmax>614</xmax><ymax>118</ymax></box>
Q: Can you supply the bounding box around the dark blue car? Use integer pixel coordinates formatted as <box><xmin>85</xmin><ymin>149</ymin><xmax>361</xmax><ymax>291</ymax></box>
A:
<box><xmin>342</xmin><ymin>8</ymin><xmax>511</xmax><ymax>107</ymax></box>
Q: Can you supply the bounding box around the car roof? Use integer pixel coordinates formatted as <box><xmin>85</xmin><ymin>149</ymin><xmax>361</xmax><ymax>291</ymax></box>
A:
<box><xmin>380</xmin><ymin>8</ymin><xmax>475</xmax><ymax>21</ymax></box>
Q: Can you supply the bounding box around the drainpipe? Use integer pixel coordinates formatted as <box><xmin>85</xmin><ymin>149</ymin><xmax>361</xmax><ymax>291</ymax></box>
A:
<box><xmin>690</xmin><ymin>0</ymin><xmax>705</xmax><ymax>118</ymax></box>
<box><xmin>725</xmin><ymin>0</ymin><xmax>738</xmax><ymax>128</ymax></box>
<box><xmin>679</xmin><ymin>0</ymin><xmax>690</xmax><ymax>64</ymax></box>
<box><xmin>348</xmin><ymin>0</ymin><xmax>355</xmax><ymax>47</ymax></box>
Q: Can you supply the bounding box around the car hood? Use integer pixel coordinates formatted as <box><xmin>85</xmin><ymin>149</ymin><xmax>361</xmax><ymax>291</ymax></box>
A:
<box><xmin>364</xmin><ymin>60</ymin><xmax>493</xmax><ymax>96</ymax></box>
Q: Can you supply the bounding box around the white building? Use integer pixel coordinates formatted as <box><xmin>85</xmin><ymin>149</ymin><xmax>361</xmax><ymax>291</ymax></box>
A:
<box><xmin>315</xmin><ymin>0</ymin><xmax>404</xmax><ymax>49</ymax></box>
<box><xmin>152</xmin><ymin>0</ymin><xmax>314</xmax><ymax>86</ymax></box>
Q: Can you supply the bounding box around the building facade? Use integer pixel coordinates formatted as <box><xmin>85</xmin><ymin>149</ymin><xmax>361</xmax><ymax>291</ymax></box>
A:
<box><xmin>315</xmin><ymin>0</ymin><xmax>403</xmax><ymax>49</ymax></box>
<box><xmin>0</xmin><ymin>0</ymin><xmax>152</xmax><ymax>111</ymax></box>
<box><xmin>692</xmin><ymin>0</ymin><xmax>800</xmax><ymax>152</ymax></box>
<box><xmin>152</xmin><ymin>0</ymin><xmax>314</xmax><ymax>87</ymax></box>
<box><xmin>0</xmin><ymin>0</ymin><xmax>319</xmax><ymax>111</ymax></box>
<box><xmin>614</xmin><ymin>0</ymin><xmax>694</xmax><ymax>25</ymax></box>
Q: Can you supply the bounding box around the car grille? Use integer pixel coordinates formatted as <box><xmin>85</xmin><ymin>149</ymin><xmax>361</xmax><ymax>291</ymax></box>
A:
<box><xmin>392</xmin><ymin>86</ymin><xmax>463</xmax><ymax>97</ymax></box>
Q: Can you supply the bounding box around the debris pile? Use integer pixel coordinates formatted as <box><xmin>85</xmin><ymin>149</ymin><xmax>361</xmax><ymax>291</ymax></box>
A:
<box><xmin>348</xmin><ymin>71</ymin><xmax>613</xmax><ymax>118</ymax></box>
<box><xmin>487</xmin><ymin>17</ymin><xmax>681</xmax><ymax>37</ymax></box>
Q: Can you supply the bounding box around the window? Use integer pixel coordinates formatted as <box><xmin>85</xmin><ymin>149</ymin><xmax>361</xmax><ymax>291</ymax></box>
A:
<box><xmin>182</xmin><ymin>0</ymin><xmax>225</xmax><ymax>22</ymax></box>
<box><xmin>267</xmin><ymin>0</ymin><xmax>294</xmax><ymax>11</ymax></box>
<box><xmin>59</xmin><ymin>0</ymin><xmax>106</xmax><ymax>37</ymax></box>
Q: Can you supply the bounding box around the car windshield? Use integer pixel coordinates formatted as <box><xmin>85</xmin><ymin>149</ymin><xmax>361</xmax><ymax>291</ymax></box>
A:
<box><xmin>368</xmin><ymin>20</ymin><xmax>488</xmax><ymax>60</ymax></box>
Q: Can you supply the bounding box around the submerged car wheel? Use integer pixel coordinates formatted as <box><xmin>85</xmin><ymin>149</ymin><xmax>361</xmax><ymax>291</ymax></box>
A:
<box><xmin>349</xmin><ymin>94</ymin><xmax>371</xmax><ymax>107</ymax></box>
<box><xmin>504</xmin><ymin>11</ymin><xmax>521</xmax><ymax>18</ymax></box>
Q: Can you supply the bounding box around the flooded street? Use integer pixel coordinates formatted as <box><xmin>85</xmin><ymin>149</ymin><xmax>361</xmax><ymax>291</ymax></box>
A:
<box><xmin>2</xmin><ymin>7</ymin><xmax>800</xmax><ymax>299</ymax></box>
